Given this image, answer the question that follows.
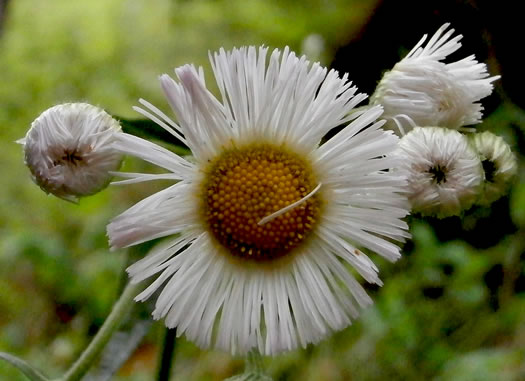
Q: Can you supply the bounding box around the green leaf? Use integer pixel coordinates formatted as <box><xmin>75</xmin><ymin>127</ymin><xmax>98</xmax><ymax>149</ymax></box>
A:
<box><xmin>0</xmin><ymin>352</ymin><xmax>50</xmax><ymax>381</ymax></box>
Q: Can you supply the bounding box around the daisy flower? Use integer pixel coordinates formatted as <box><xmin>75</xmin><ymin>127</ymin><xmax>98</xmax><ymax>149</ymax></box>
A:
<box><xmin>395</xmin><ymin>127</ymin><xmax>483</xmax><ymax>218</ymax></box>
<box><xmin>107</xmin><ymin>47</ymin><xmax>410</xmax><ymax>355</ymax></box>
<box><xmin>370</xmin><ymin>23</ymin><xmax>499</xmax><ymax>135</ymax></box>
<box><xmin>470</xmin><ymin>131</ymin><xmax>517</xmax><ymax>205</ymax></box>
<box><xmin>19</xmin><ymin>103</ymin><xmax>122</xmax><ymax>202</ymax></box>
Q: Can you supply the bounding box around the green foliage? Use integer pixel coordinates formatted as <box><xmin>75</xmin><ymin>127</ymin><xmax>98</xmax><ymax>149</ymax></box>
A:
<box><xmin>1</xmin><ymin>0</ymin><xmax>524</xmax><ymax>380</ymax></box>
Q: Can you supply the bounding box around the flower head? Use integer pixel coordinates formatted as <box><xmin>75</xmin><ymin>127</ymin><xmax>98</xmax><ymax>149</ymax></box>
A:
<box><xmin>470</xmin><ymin>131</ymin><xmax>517</xmax><ymax>205</ymax></box>
<box><xmin>370</xmin><ymin>23</ymin><xmax>499</xmax><ymax>135</ymax></box>
<box><xmin>395</xmin><ymin>127</ymin><xmax>483</xmax><ymax>218</ymax></box>
<box><xmin>19</xmin><ymin>103</ymin><xmax>122</xmax><ymax>202</ymax></box>
<box><xmin>107</xmin><ymin>47</ymin><xmax>409</xmax><ymax>355</ymax></box>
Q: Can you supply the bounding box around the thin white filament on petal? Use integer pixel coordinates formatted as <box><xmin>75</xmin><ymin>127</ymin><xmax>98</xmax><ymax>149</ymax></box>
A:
<box><xmin>258</xmin><ymin>183</ymin><xmax>322</xmax><ymax>226</ymax></box>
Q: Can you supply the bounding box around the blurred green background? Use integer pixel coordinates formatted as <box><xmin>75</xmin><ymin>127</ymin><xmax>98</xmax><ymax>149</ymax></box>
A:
<box><xmin>1</xmin><ymin>0</ymin><xmax>523</xmax><ymax>380</ymax></box>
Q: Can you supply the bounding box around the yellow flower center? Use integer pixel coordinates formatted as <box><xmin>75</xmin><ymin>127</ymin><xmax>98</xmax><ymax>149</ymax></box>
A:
<box><xmin>201</xmin><ymin>144</ymin><xmax>322</xmax><ymax>261</ymax></box>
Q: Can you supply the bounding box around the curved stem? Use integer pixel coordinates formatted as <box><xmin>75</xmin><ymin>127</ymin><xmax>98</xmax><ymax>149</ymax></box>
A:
<box><xmin>60</xmin><ymin>281</ymin><xmax>143</xmax><ymax>381</ymax></box>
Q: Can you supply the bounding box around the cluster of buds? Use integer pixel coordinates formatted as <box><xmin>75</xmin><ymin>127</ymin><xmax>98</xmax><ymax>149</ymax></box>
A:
<box><xmin>371</xmin><ymin>24</ymin><xmax>517</xmax><ymax>218</ymax></box>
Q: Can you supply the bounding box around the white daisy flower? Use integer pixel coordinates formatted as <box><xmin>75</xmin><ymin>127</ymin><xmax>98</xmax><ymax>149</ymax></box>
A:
<box><xmin>470</xmin><ymin>131</ymin><xmax>517</xmax><ymax>205</ymax></box>
<box><xmin>370</xmin><ymin>23</ymin><xmax>500</xmax><ymax>135</ymax></box>
<box><xmin>19</xmin><ymin>103</ymin><xmax>122</xmax><ymax>202</ymax></box>
<box><xmin>396</xmin><ymin>126</ymin><xmax>483</xmax><ymax>218</ymax></box>
<box><xmin>107</xmin><ymin>47</ymin><xmax>410</xmax><ymax>355</ymax></box>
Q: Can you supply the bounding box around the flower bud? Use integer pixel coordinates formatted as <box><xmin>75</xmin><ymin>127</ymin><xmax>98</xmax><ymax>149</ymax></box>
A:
<box><xmin>470</xmin><ymin>131</ymin><xmax>517</xmax><ymax>205</ymax></box>
<box><xmin>395</xmin><ymin>126</ymin><xmax>483</xmax><ymax>218</ymax></box>
<box><xmin>19</xmin><ymin>103</ymin><xmax>122</xmax><ymax>202</ymax></box>
<box><xmin>371</xmin><ymin>23</ymin><xmax>499</xmax><ymax>135</ymax></box>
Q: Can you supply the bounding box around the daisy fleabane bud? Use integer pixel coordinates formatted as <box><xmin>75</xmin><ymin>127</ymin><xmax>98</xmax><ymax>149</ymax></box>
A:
<box><xmin>371</xmin><ymin>23</ymin><xmax>500</xmax><ymax>135</ymax></box>
<box><xmin>470</xmin><ymin>131</ymin><xmax>517</xmax><ymax>206</ymax></box>
<box><xmin>395</xmin><ymin>127</ymin><xmax>483</xmax><ymax>218</ymax></box>
<box><xmin>19</xmin><ymin>103</ymin><xmax>123</xmax><ymax>202</ymax></box>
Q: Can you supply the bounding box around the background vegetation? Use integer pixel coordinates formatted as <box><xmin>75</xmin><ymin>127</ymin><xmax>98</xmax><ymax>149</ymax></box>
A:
<box><xmin>1</xmin><ymin>0</ymin><xmax>523</xmax><ymax>380</ymax></box>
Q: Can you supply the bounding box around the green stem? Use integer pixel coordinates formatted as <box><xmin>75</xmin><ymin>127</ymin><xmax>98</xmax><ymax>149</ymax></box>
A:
<box><xmin>60</xmin><ymin>281</ymin><xmax>143</xmax><ymax>381</ymax></box>
<box><xmin>245</xmin><ymin>351</ymin><xmax>264</xmax><ymax>373</ymax></box>
<box><xmin>223</xmin><ymin>351</ymin><xmax>271</xmax><ymax>381</ymax></box>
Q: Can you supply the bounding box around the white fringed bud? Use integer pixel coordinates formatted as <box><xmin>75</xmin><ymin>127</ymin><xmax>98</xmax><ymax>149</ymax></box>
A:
<box><xmin>371</xmin><ymin>23</ymin><xmax>499</xmax><ymax>135</ymax></box>
<box><xmin>395</xmin><ymin>127</ymin><xmax>483</xmax><ymax>218</ymax></box>
<box><xmin>19</xmin><ymin>103</ymin><xmax>122</xmax><ymax>202</ymax></box>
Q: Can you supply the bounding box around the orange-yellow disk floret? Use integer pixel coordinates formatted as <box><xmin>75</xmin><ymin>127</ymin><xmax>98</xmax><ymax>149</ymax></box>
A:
<box><xmin>201</xmin><ymin>144</ymin><xmax>322</xmax><ymax>261</ymax></box>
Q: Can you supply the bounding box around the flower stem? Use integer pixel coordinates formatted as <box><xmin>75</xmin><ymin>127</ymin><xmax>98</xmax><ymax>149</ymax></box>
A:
<box><xmin>156</xmin><ymin>328</ymin><xmax>177</xmax><ymax>381</ymax></box>
<box><xmin>245</xmin><ymin>350</ymin><xmax>264</xmax><ymax>373</ymax></box>
<box><xmin>60</xmin><ymin>281</ymin><xmax>143</xmax><ymax>381</ymax></box>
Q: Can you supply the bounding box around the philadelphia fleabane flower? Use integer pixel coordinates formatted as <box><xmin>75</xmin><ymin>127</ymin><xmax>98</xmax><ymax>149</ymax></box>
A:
<box><xmin>470</xmin><ymin>131</ymin><xmax>517</xmax><ymax>205</ymax></box>
<box><xmin>370</xmin><ymin>23</ymin><xmax>499</xmax><ymax>135</ymax></box>
<box><xmin>395</xmin><ymin>127</ymin><xmax>483</xmax><ymax>218</ymax></box>
<box><xmin>19</xmin><ymin>103</ymin><xmax>122</xmax><ymax>202</ymax></box>
<box><xmin>107</xmin><ymin>47</ymin><xmax>410</xmax><ymax>355</ymax></box>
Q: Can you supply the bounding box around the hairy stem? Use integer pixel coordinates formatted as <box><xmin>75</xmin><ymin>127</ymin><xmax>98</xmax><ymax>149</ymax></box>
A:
<box><xmin>60</xmin><ymin>281</ymin><xmax>143</xmax><ymax>381</ymax></box>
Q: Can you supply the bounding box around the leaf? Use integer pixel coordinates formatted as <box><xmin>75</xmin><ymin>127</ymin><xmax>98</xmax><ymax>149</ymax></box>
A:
<box><xmin>0</xmin><ymin>352</ymin><xmax>50</xmax><ymax>381</ymax></box>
